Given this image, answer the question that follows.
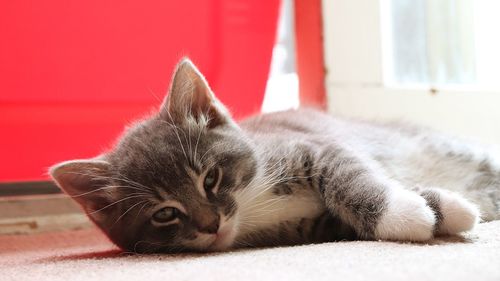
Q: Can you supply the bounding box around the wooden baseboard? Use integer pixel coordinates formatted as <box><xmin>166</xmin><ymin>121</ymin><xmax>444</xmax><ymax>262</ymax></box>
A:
<box><xmin>0</xmin><ymin>181</ymin><xmax>61</xmax><ymax>196</ymax></box>
<box><xmin>0</xmin><ymin>194</ymin><xmax>91</xmax><ymax>235</ymax></box>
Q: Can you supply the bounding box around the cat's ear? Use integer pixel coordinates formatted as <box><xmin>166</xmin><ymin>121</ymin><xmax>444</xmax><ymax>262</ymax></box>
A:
<box><xmin>161</xmin><ymin>58</ymin><xmax>235</xmax><ymax>128</ymax></box>
<box><xmin>49</xmin><ymin>159</ymin><xmax>112</xmax><ymax>215</ymax></box>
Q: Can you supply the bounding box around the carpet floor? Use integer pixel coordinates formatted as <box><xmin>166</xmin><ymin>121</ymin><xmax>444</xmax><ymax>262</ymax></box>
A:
<box><xmin>1</xmin><ymin>221</ymin><xmax>499</xmax><ymax>281</ymax></box>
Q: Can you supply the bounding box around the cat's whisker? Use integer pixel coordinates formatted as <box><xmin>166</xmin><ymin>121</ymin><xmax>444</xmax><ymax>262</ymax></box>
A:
<box><xmin>234</xmin><ymin>239</ymin><xmax>254</xmax><ymax>248</ymax></box>
<box><xmin>160</xmin><ymin>116</ymin><xmax>189</xmax><ymax>163</ymax></box>
<box><xmin>187</xmin><ymin>116</ymin><xmax>194</xmax><ymax>166</ymax></box>
<box><xmin>113</xmin><ymin>172</ymin><xmax>155</xmax><ymax>192</ymax></box>
<box><xmin>110</xmin><ymin>199</ymin><xmax>150</xmax><ymax>228</ymax></box>
<box><xmin>249</xmin><ymin>197</ymin><xmax>287</xmax><ymax>209</ymax></box>
<box><xmin>237</xmin><ymin>194</ymin><xmax>287</xmax><ymax>223</ymax></box>
<box><xmin>242</xmin><ymin>202</ymin><xmax>288</xmax><ymax>221</ymax></box>
<box><xmin>193</xmin><ymin>123</ymin><xmax>204</xmax><ymax>166</ymax></box>
<box><xmin>132</xmin><ymin>240</ymin><xmax>150</xmax><ymax>254</ymax></box>
<box><xmin>238</xmin><ymin>176</ymin><xmax>280</xmax><ymax>204</ymax></box>
<box><xmin>136</xmin><ymin>239</ymin><xmax>185</xmax><ymax>254</ymax></box>
<box><xmin>122</xmin><ymin>192</ymin><xmax>152</xmax><ymax>197</ymax></box>
<box><xmin>89</xmin><ymin>194</ymin><xmax>150</xmax><ymax>215</ymax></box>
<box><xmin>146</xmin><ymin>87</ymin><xmax>162</xmax><ymax>103</ymax></box>
<box><xmin>105</xmin><ymin>179</ymin><xmax>154</xmax><ymax>194</ymax></box>
<box><xmin>107</xmin><ymin>185</ymin><xmax>152</xmax><ymax>192</ymax></box>
<box><xmin>199</xmin><ymin>142</ymin><xmax>224</xmax><ymax>165</ymax></box>
<box><xmin>200</xmin><ymin>146</ymin><xmax>241</xmax><ymax>167</ymax></box>
<box><xmin>75</xmin><ymin>170</ymin><xmax>153</xmax><ymax>191</ymax></box>
<box><xmin>237</xmin><ymin>220</ymin><xmax>257</xmax><ymax>227</ymax></box>
<box><xmin>68</xmin><ymin>185</ymin><xmax>123</xmax><ymax>198</ymax></box>
<box><xmin>132</xmin><ymin>201</ymin><xmax>152</xmax><ymax>225</ymax></box>
<box><xmin>64</xmin><ymin>172</ymin><xmax>153</xmax><ymax>195</ymax></box>
<box><xmin>71</xmin><ymin>187</ymin><xmax>151</xmax><ymax>199</ymax></box>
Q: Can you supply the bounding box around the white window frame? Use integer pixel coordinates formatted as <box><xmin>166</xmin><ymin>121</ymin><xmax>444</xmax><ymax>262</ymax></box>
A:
<box><xmin>322</xmin><ymin>0</ymin><xmax>500</xmax><ymax>146</ymax></box>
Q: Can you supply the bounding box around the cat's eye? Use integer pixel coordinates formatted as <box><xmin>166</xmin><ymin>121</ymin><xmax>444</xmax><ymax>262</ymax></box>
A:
<box><xmin>203</xmin><ymin>167</ymin><xmax>219</xmax><ymax>192</ymax></box>
<box><xmin>152</xmin><ymin>207</ymin><xmax>179</xmax><ymax>223</ymax></box>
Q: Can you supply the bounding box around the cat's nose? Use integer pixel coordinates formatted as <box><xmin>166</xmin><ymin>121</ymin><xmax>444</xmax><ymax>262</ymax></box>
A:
<box><xmin>198</xmin><ymin>215</ymin><xmax>220</xmax><ymax>234</ymax></box>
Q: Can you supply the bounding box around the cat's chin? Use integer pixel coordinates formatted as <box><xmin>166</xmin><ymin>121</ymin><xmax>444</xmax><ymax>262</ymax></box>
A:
<box><xmin>208</xmin><ymin>221</ymin><xmax>237</xmax><ymax>251</ymax></box>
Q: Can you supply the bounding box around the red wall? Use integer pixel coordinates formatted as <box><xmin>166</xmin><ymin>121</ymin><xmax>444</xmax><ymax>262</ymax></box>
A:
<box><xmin>0</xmin><ymin>0</ymin><xmax>280</xmax><ymax>181</ymax></box>
<box><xmin>295</xmin><ymin>0</ymin><xmax>326</xmax><ymax>108</ymax></box>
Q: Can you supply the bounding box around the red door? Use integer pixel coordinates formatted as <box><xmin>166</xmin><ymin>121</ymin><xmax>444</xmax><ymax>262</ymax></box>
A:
<box><xmin>0</xmin><ymin>0</ymin><xmax>280</xmax><ymax>181</ymax></box>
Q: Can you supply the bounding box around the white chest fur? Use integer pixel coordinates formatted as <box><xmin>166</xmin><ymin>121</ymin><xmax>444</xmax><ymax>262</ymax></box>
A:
<box><xmin>233</xmin><ymin>181</ymin><xmax>325</xmax><ymax>237</ymax></box>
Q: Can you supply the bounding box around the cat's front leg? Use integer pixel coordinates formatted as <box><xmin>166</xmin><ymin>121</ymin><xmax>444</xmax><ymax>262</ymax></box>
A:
<box><xmin>418</xmin><ymin>187</ymin><xmax>480</xmax><ymax>235</ymax></box>
<box><xmin>317</xmin><ymin>144</ymin><xmax>436</xmax><ymax>241</ymax></box>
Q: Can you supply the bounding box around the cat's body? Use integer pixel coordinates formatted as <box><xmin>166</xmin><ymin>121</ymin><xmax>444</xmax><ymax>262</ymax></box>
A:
<box><xmin>236</xmin><ymin>109</ymin><xmax>499</xmax><ymax>247</ymax></box>
<box><xmin>50</xmin><ymin>59</ymin><xmax>499</xmax><ymax>253</ymax></box>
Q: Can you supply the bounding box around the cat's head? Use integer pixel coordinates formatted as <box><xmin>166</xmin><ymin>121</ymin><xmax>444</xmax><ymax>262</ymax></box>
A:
<box><xmin>50</xmin><ymin>58</ymin><xmax>257</xmax><ymax>253</ymax></box>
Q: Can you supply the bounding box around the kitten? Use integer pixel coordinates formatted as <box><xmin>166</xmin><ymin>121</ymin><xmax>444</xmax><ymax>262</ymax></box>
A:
<box><xmin>50</xmin><ymin>58</ymin><xmax>499</xmax><ymax>253</ymax></box>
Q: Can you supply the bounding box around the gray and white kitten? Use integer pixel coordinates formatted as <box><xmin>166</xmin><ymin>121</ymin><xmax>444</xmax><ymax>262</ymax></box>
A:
<box><xmin>50</xmin><ymin>58</ymin><xmax>499</xmax><ymax>253</ymax></box>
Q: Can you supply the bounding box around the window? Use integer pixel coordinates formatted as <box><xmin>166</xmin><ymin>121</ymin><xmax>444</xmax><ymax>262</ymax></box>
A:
<box><xmin>262</xmin><ymin>0</ymin><xmax>299</xmax><ymax>113</ymax></box>
<box><xmin>385</xmin><ymin>0</ymin><xmax>500</xmax><ymax>88</ymax></box>
<box><xmin>323</xmin><ymin>0</ymin><xmax>500</xmax><ymax>146</ymax></box>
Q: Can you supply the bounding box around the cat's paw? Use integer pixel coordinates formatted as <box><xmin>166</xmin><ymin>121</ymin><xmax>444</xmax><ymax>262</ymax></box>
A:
<box><xmin>432</xmin><ymin>190</ymin><xmax>480</xmax><ymax>235</ymax></box>
<box><xmin>375</xmin><ymin>188</ymin><xmax>436</xmax><ymax>241</ymax></box>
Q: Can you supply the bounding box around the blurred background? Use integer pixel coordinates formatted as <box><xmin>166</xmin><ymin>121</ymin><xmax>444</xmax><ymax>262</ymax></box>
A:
<box><xmin>1</xmin><ymin>0</ymin><xmax>499</xmax><ymax>189</ymax></box>
<box><xmin>324</xmin><ymin>0</ymin><xmax>500</xmax><ymax>151</ymax></box>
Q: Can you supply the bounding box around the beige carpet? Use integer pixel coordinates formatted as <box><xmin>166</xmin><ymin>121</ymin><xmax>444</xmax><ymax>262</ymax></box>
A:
<box><xmin>1</xmin><ymin>221</ymin><xmax>499</xmax><ymax>281</ymax></box>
